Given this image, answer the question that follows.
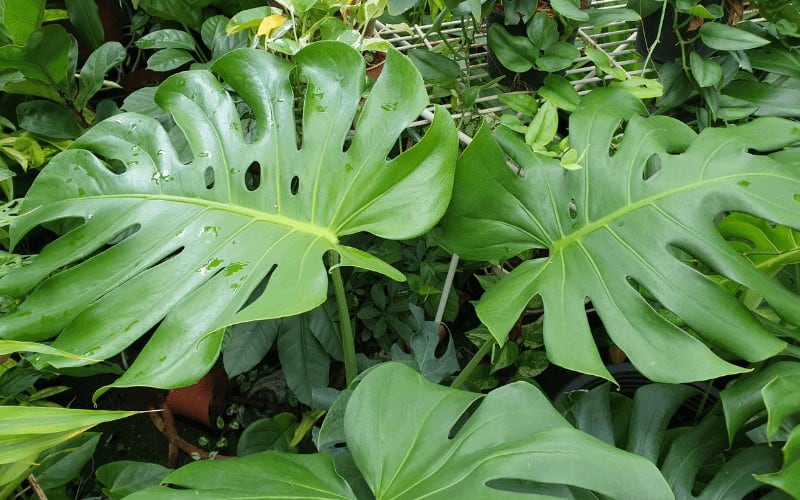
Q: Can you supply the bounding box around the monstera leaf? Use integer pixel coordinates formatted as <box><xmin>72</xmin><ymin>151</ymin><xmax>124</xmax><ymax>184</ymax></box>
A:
<box><xmin>438</xmin><ymin>88</ymin><xmax>800</xmax><ymax>383</ymax></box>
<box><xmin>131</xmin><ymin>363</ymin><xmax>672</xmax><ymax>499</ymax></box>
<box><xmin>0</xmin><ymin>42</ymin><xmax>457</xmax><ymax>393</ymax></box>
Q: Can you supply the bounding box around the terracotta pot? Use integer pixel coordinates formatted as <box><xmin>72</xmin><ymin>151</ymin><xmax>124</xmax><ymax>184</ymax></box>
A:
<box><xmin>166</xmin><ymin>366</ymin><xmax>229</xmax><ymax>428</ymax></box>
<box><xmin>365</xmin><ymin>51</ymin><xmax>387</xmax><ymax>80</ymax></box>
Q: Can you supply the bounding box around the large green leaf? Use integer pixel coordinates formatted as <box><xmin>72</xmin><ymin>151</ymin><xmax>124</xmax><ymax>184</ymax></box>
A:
<box><xmin>438</xmin><ymin>88</ymin><xmax>800</xmax><ymax>383</ymax></box>
<box><xmin>0</xmin><ymin>42</ymin><xmax>457</xmax><ymax>395</ymax></box>
<box><xmin>345</xmin><ymin>363</ymin><xmax>672</xmax><ymax>498</ymax></box>
<box><xmin>132</xmin><ymin>362</ymin><xmax>671</xmax><ymax>499</ymax></box>
<box><xmin>127</xmin><ymin>452</ymin><xmax>356</xmax><ymax>499</ymax></box>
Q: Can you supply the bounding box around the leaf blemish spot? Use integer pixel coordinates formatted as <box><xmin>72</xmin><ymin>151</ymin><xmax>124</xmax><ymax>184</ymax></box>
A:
<box><xmin>738</xmin><ymin>180</ymin><xmax>751</xmax><ymax>188</ymax></box>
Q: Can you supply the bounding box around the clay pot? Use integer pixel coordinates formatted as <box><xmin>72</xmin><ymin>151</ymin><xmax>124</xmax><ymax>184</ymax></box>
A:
<box><xmin>365</xmin><ymin>51</ymin><xmax>387</xmax><ymax>80</ymax></box>
<box><xmin>166</xmin><ymin>366</ymin><xmax>230</xmax><ymax>428</ymax></box>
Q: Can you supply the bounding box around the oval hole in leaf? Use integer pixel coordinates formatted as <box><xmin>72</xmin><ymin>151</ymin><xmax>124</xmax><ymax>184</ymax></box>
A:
<box><xmin>486</xmin><ymin>478</ymin><xmax>568</xmax><ymax>495</ymax></box>
<box><xmin>290</xmin><ymin>175</ymin><xmax>300</xmax><ymax>195</ymax></box>
<box><xmin>237</xmin><ymin>263</ymin><xmax>278</xmax><ymax>312</ymax></box>
<box><xmin>643</xmin><ymin>153</ymin><xmax>661</xmax><ymax>182</ymax></box>
<box><xmin>107</xmin><ymin>223</ymin><xmax>142</xmax><ymax>246</ymax></box>
<box><xmin>204</xmin><ymin>166</ymin><xmax>215</xmax><ymax>189</ymax></box>
<box><xmin>447</xmin><ymin>397</ymin><xmax>483</xmax><ymax>439</ymax></box>
<box><xmin>107</xmin><ymin>159</ymin><xmax>127</xmax><ymax>174</ymax></box>
<box><xmin>152</xmin><ymin>246</ymin><xmax>185</xmax><ymax>268</ymax></box>
<box><xmin>245</xmin><ymin>161</ymin><xmax>261</xmax><ymax>191</ymax></box>
<box><xmin>568</xmin><ymin>199</ymin><xmax>577</xmax><ymax>219</ymax></box>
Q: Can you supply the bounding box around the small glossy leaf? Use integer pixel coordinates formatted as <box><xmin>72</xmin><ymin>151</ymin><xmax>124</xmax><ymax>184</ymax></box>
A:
<box><xmin>439</xmin><ymin>88</ymin><xmax>800</xmax><ymax>383</ymax></box>
<box><xmin>277</xmin><ymin>313</ymin><xmax>330</xmax><ymax>406</ymax></box>
<box><xmin>201</xmin><ymin>16</ymin><xmax>248</xmax><ymax>61</ymax></box>
<box><xmin>488</xmin><ymin>23</ymin><xmax>536</xmax><ymax>73</ymax></box>
<box><xmin>585</xmin><ymin>7</ymin><xmax>640</xmax><ymax>26</ymax></box>
<box><xmin>537</xmin><ymin>41</ymin><xmax>580</xmax><ymax>72</ymax></box>
<box><xmin>407</xmin><ymin>48</ymin><xmax>460</xmax><ymax>85</ymax></box>
<box><xmin>35</xmin><ymin>432</ymin><xmax>100</xmax><ymax>490</ymax></box>
<box><xmin>608</xmin><ymin>76</ymin><xmax>663</xmax><ymax>99</ymax></box>
<box><xmin>16</xmin><ymin>100</ymin><xmax>83</xmax><ymax>139</ymax></box>
<box><xmin>3</xmin><ymin>0</ymin><xmax>44</xmax><ymax>44</ymax></box>
<box><xmin>525</xmin><ymin>100</ymin><xmax>558</xmax><ymax>147</ymax></box>
<box><xmin>699</xmin><ymin>22</ymin><xmax>770</xmax><ymax>51</ymax></box>
<box><xmin>539</xmin><ymin>74</ymin><xmax>580</xmax><ymax>111</ymax></box>
<box><xmin>550</xmin><ymin>0</ymin><xmax>589</xmax><ymax>22</ymax></box>
<box><xmin>387</xmin><ymin>0</ymin><xmax>418</xmax><ymax>15</ymax></box>
<box><xmin>222</xmin><ymin>320</ymin><xmax>278</xmax><ymax>377</ymax></box>
<box><xmin>95</xmin><ymin>461</ymin><xmax>171</xmax><ymax>499</ymax></box>
<box><xmin>689</xmin><ymin>51</ymin><xmax>722</xmax><ymax>87</ymax></box>
<box><xmin>76</xmin><ymin>42</ymin><xmax>126</xmax><ymax>111</ymax></box>
<box><xmin>136</xmin><ymin>29</ymin><xmax>196</xmax><ymax>51</ymax></box>
<box><xmin>65</xmin><ymin>0</ymin><xmax>104</xmax><ymax>50</ymax></box>
<box><xmin>527</xmin><ymin>11</ymin><xmax>559</xmax><ymax>50</ymax></box>
<box><xmin>225</xmin><ymin>7</ymin><xmax>274</xmax><ymax>34</ymax></box>
<box><xmin>135</xmin><ymin>0</ymin><xmax>209</xmax><ymax>30</ymax></box>
<box><xmin>146</xmin><ymin>48</ymin><xmax>194</xmax><ymax>72</ymax></box>
<box><xmin>498</xmin><ymin>93</ymin><xmax>538</xmax><ymax>115</ymax></box>
<box><xmin>391</xmin><ymin>306</ymin><xmax>458</xmax><ymax>383</ymax></box>
<box><xmin>236</xmin><ymin>413</ymin><xmax>297</xmax><ymax>455</ymax></box>
<box><xmin>0</xmin><ymin>25</ymin><xmax>74</xmax><ymax>85</ymax></box>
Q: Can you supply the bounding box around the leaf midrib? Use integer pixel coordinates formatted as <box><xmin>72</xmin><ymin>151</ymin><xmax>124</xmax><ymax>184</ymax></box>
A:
<box><xmin>83</xmin><ymin>193</ymin><xmax>339</xmax><ymax>243</ymax></box>
<box><xmin>551</xmin><ymin>172</ymin><xmax>794</xmax><ymax>252</ymax></box>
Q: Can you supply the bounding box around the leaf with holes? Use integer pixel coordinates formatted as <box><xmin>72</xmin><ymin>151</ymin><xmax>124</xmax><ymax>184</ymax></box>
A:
<box><xmin>0</xmin><ymin>42</ymin><xmax>457</xmax><ymax>396</ymax></box>
<box><xmin>438</xmin><ymin>88</ymin><xmax>800</xmax><ymax>383</ymax></box>
<box><xmin>128</xmin><ymin>362</ymin><xmax>671</xmax><ymax>498</ymax></box>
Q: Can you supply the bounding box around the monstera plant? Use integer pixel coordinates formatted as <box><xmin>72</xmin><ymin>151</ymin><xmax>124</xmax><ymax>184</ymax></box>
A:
<box><xmin>0</xmin><ymin>41</ymin><xmax>458</xmax><ymax>394</ymax></box>
<box><xmin>129</xmin><ymin>362</ymin><xmax>673</xmax><ymax>499</ymax></box>
<box><xmin>438</xmin><ymin>88</ymin><xmax>800</xmax><ymax>384</ymax></box>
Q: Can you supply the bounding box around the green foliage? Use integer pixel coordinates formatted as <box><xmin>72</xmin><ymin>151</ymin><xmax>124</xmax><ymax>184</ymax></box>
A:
<box><xmin>720</xmin><ymin>360</ymin><xmax>800</xmax><ymax>497</ymax></box>
<box><xmin>0</xmin><ymin>406</ymin><xmax>136</xmax><ymax>495</ymax></box>
<box><xmin>438</xmin><ymin>87</ymin><xmax>800</xmax><ymax>384</ymax></box>
<box><xmin>487</xmin><ymin>4</ymin><xmax>640</xmax><ymax>75</ymax></box>
<box><xmin>559</xmin><ymin>382</ymin><xmax>784</xmax><ymax>498</ymax></box>
<box><xmin>0</xmin><ymin>43</ymin><xmax>457</xmax><ymax>398</ymax></box>
<box><xmin>95</xmin><ymin>461</ymin><xmax>172</xmax><ymax>499</ymax></box>
<box><xmin>132</xmin><ymin>362</ymin><xmax>673</xmax><ymax>498</ymax></box>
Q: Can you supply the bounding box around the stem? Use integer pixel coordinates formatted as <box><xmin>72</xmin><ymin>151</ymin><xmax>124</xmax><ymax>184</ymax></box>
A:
<box><xmin>451</xmin><ymin>337</ymin><xmax>496</xmax><ymax>390</ymax></box>
<box><xmin>330</xmin><ymin>253</ymin><xmax>357</xmax><ymax>386</ymax></box>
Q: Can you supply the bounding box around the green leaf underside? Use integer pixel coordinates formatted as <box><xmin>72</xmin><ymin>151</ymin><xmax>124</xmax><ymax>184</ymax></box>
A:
<box><xmin>439</xmin><ymin>88</ymin><xmax>800</xmax><ymax>384</ymax></box>
<box><xmin>0</xmin><ymin>42</ymin><xmax>457</xmax><ymax>395</ymax></box>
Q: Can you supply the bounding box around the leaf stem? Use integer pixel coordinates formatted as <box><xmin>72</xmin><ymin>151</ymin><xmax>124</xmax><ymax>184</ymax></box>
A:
<box><xmin>330</xmin><ymin>253</ymin><xmax>357</xmax><ymax>386</ymax></box>
<box><xmin>450</xmin><ymin>336</ymin><xmax>495</xmax><ymax>390</ymax></box>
